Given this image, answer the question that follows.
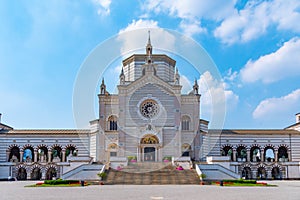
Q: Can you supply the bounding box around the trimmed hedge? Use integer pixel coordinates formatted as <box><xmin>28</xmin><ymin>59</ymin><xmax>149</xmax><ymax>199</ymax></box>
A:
<box><xmin>222</xmin><ymin>179</ymin><xmax>257</xmax><ymax>184</ymax></box>
<box><xmin>127</xmin><ymin>156</ymin><xmax>137</xmax><ymax>162</ymax></box>
<box><xmin>44</xmin><ymin>179</ymin><xmax>80</xmax><ymax>185</ymax></box>
<box><xmin>163</xmin><ymin>156</ymin><xmax>172</xmax><ymax>161</ymax></box>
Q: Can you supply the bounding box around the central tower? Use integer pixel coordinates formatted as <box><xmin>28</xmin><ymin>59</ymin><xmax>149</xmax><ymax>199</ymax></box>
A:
<box><xmin>92</xmin><ymin>32</ymin><xmax>201</xmax><ymax>165</ymax></box>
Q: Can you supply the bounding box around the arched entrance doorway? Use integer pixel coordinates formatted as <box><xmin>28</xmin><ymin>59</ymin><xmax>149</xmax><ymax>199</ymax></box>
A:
<box><xmin>272</xmin><ymin>167</ymin><xmax>282</xmax><ymax>180</ymax></box>
<box><xmin>257</xmin><ymin>167</ymin><xmax>266</xmax><ymax>180</ymax></box>
<box><xmin>140</xmin><ymin>135</ymin><xmax>160</xmax><ymax>162</ymax></box>
<box><xmin>182</xmin><ymin>143</ymin><xmax>191</xmax><ymax>157</ymax></box>
<box><xmin>144</xmin><ymin>147</ymin><xmax>155</xmax><ymax>161</ymax></box>
<box><xmin>17</xmin><ymin>168</ymin><xmax>27</xmax><ymax>180</ymax></box>
<box><xmin>46</xmin><ymin>167</ymin><xmax>57</xmax><ymax>180</ymax></box>
<box><xmin>242</xmin><ymin>167</ymin><xmax>252</xmax><ymax>179</ymax></box>
<box><xmin>31</xmin><ymin>168</ymin><xmax>42</xmax><ymax>180</ymax></box>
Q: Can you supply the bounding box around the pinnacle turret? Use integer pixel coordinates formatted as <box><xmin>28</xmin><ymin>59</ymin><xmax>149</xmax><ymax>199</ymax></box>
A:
<box><xmin>146</xmin><ymin>31</ymin><xmax>153</xmax><ymax>64</ymax></box>
<box><xmin>193</xmin><ymin>78</ymin><xmax>199</xmax><ymax>95</ymax></box>
<box><xmin>119</xmin><ymin>68</ymin><xmax>125</xmax><ymax>85</ymax></box>
<box><xmin>100</xmin><ymin>78</ymin><xmax>106</xmax><ymax>95</ymax></box>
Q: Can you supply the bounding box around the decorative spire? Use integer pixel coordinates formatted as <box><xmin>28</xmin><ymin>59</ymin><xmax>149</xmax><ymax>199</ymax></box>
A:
<box><xmin>100</xmin><ymin>78</ymin><xmax>106</xmax><ymax>95</ymax></box>
<box><xmin>119</xmin><ymin>68</ymin><xmax>125</xmax><ymax>85</ymax></box>
<box><xmin>146</xmin><ymin>30</ymin><xmax>153</xmax><ymax>64</ymax></box>
<box><xmin>148</xmin><ymin>30</ymin><xmax>151</xmax><ymax>46</ymax></box>
<box><xmin>193</xmin><ymin>78</ymin><xmax>199</xmax><ymax>95</ymax></box>
<box><xmin>174</xmin><ymin>67</ymin><xmax>180</xmax><ymax>85</ymax></box>
<box><xmin>194</xmin><ymin>78</ymin><xmax>198</xmax><ymax>86</ymax></box>
<box><xmin>120</xmin><ymin>68</ymin><xmax>124</xmax><ymax>76</ymax></box>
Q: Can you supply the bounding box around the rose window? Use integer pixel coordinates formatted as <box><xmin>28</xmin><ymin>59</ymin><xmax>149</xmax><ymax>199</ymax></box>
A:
<box><xmin>140</xmin><ymin>99</ymin><xmax>159</xmax><ymax>118</ymax></box>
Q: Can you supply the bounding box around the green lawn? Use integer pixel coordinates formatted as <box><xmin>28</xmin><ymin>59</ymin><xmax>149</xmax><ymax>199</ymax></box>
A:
<box><xmin>213</xmin><ymin>179</ymin><xmax>277</xmax><ymax>187</ymax></box>
<box><xmin>26</xmin><ymin>179</ymin><xmax>89</xmax><ymax>187</ymax></box>
<box><xmin>26</xmin><ymin>183</ymin><xmax>86</xmax><ymax>187</ymax></box>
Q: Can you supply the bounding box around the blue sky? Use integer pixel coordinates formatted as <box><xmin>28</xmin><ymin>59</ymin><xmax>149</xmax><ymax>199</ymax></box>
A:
<box><xmin>0</xmin><ymin>0</ymin><xmax>300</xmax><ymax>129</ymax></box>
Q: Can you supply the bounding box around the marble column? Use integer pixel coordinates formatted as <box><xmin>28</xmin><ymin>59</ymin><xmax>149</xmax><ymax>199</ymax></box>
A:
<box><xmin>48</xmin><ymin>152</ymin><xmax>52</xmax><ymax>163</ymax></box>
<box><xmin>34</xmin><ymin>151</ymin><xmax>38</xmax><ymax>162</ymax></box>
<box><xmin>42</xmin><ymin>171</ymin><xmax>46</xmax><ymax>180</ymax></box>
<box><xmin>261</xmin><ymin>150</ymin><xmax>264</xmax><ymax>162</ymax></box>
<box><xmin>275</xmin><ymin>150</ymin><xmax>278</xmax><ymax>162</ymax></box>
<box><xmin>137</xmin><ymin>147</ymin><xmax>140</xmax><ymax>162</ymax></box>
<box><xmin>155</xmin><ymin>147</ymin><xmax>158</xmax><ymax>162</ymax></box>
<box><xmin>288</xmin><ymin>151</ymin><xmax>291</xmax><ymax>161</ymax></box>
<box><xmin>20</xmin><ymin>151</ymin><xmax>23</xmax><ymax>163</ymax></box>
<box><xmin>267</xmin><ymin>170</ymin><xmax>272</xmax><ymax>180</ymax></box>
<box><xmin>233</xmin><ymin>149</ymin><xmax>236</xmax><ymax>162</ymax></box>
<box><xmin>158</xmin><ymin>146</ymin><xmax>162</xmax><ymax>162</ymax></box>
<box><xmin>252</xmin><ymin>170</ymin><xmax>257</xmax><ymax>179</ymax></box>
<box><xmin>62</xmin><ymin>151</ymin><xmax>66</xmax><ymax>162</ymax></box>
<box><xmin>246</xmin><ymin>150</ymin><xmax>250</xmax><ymax>162</ymax></box>
<box><xmin>27</xmin><ymin>171</ymin><xmax>31</xmax><ymax>180</ymax></box>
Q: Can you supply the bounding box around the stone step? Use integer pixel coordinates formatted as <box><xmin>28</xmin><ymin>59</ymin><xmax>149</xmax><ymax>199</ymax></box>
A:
<box><xmin>105</xmin><ymin>168</ymin><xmax>200</xmax><ymax>185</ymax></box>
<box><xmin>123</xmin><ymin>162</ymin><xmax>175</xmax><ymax>173</ymax></box>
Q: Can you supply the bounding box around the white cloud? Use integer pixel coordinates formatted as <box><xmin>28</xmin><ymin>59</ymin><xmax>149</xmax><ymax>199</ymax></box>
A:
<box><xmin>198</xmin><ymin>71</ymin><xmax>238</xmax><ymax>119</ymax></box>
<box><xmin>214</xmin><ymin>1</ymin><xmax>271</xmax><ymax>44</ymax></box>
<box><xmin>180</xmin><ymin>75</ymin><xmax>193</xmax><ymax>94</ymax></box>
<box><xmin>271</xmin><ymin>0</ymin><xmax>300</xmax><ymax>33</ymax></box>
<box><xmin>253</xmin><ymin>89</ymin><xmax>300</xmax><ymax>120</ymax></box>
<box><xmin>114</xmin><ymin>65</ymin><xmax>122</xmax><ymax>74</ymax></box>
<box><xmin>142</xmin><ymin>0</ymin><xmax>236</xmax><ymax>36</ymax></box>
<box><xmin>142</xmin><ymin>0</ymin><xmax>300</xmax><ymax>43</ymax></box>
<box><xmin>119</xmin><ymin>19</ymin><xmax>158</xmax><ymax>33</ymax></box>
<box><xmin>179</xmin><ymin>20</ymin><xmax>206</xmax><ymax>37</ymax></box>
<box><xmin>214</xmin><ymin>0</ymin><xmax>300</xmax><ymax>44</ymax></box>
<box><xmin>143</xmin><ymin>0</ymin><xmax>236</xmax><ymax>21</ymax></box>
<box><xmin>240</xmin><ymin>37</ymin><xmax>300</xmax><ymax>83</ymax></box>
<box><xmin>117</xmin><ymin>19</ymin><xmax>176</xmax><ymax>56</ymax></box>
<box><xmin>92</xmin><ymin>0</ymin><xmax>112</xmax><ymax>16</ymax></box>
<box><xmin>223</xmin><ymin>68</ymin><xmax>242</xmax><ymax>89</ymax></box>
<box><xmin>176</xmin><ymin>71</ymin><xmax>239</xmax><ymax>116</ymax></box>
<box><xmin>224</xmin><ymin>68</ymin><xmax>238</xmax><ymax>82</ymax></box>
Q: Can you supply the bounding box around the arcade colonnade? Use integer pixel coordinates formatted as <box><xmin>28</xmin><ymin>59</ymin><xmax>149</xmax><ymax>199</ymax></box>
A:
<box><xmin>7</xmin><ymin>143</ymin><xmax>78</xmax><ymax>163</ymax></box>
<box><xmin>14</xmin><ymin>164</ymin><xmax>59</xmax><ymax>180</ymax></box>
<box><xmin>6</xmin><ymin>143</ymin><xmax>78</xmax><ymax>180</ymax></box>
<box><xmin>221</xmin><ymin>144</ymin><xmax>290</xmax><ymax>162</ymax></box>
<box><xmin>221</xmin><ymin>144</ymin><xmax>290</xmax><ymax>180</ymax></box>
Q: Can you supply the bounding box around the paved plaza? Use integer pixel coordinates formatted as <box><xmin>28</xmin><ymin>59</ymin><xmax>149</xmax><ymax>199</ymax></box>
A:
<box><xmin>1</xmin><ymin>181</ymin><xmax>300</xmax><ymax>200</ymax></box>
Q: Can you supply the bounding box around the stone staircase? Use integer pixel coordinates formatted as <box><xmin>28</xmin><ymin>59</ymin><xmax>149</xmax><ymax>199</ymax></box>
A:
<box><xmin>197</xmin><ymin>164</ymin><xmax>240</xmax><ymax>180</ymax></box>
<box><xmin>62</xmin><ymin>164</ymin><xmax>104</xmax><ymax>180</ymax></box>
<box><xmin>105</xmin><ymin>162</ymin><xmax>200</xmax><ymax>185</ymax></box>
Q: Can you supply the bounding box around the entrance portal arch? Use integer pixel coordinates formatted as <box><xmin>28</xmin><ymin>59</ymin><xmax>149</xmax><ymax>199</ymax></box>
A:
<box><xmin>141</xmin><ymin>135</ymin><xmax>159</xmax><ymax>144</ymax></box>
<box><xmin>140</xmin><ymin>134</ymin><xmax>161</xmax><ymax>162</ymax></box>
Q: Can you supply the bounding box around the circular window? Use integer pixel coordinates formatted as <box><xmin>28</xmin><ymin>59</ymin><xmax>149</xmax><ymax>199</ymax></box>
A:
<box><xmin>140</xmin><ymin>99</ymin><xmax>159</xmax><ymax>119</ymax></box>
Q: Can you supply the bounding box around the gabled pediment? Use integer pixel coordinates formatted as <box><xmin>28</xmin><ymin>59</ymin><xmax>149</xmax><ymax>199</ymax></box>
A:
<box><xmin>118</xmin><ymin>73</ymin><xmax>182</xmax><ymax>96</ymax></box>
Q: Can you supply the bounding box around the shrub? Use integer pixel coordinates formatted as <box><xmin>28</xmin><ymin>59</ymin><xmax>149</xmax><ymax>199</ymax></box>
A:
<box><xmin>222</xmin><ymin>179</ymin><xmax>256</xmax><ymax>184</ymax></box>
<box><xmin>44</xmin><ymin>179</ymin><xmax>79</xmax><ymax>185</ymax></box>
<box><xmin>127</xmin><ymin>156</ymin><xmax>137</xmax><ymax>162</ymax></box>
<box><xmin>163</xmin><ymin>156</ymin><xmax>172</xmax><ymax>161</ymax></box>
<box><xmin>199</xmin><ymin>173</ymin><xmax>206</xmax><ymax>179</ymax></box>
<box><xmin>97</xmin><ymin>172</ymin><xmax>107</xmax><ymax>179</ymax></box>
